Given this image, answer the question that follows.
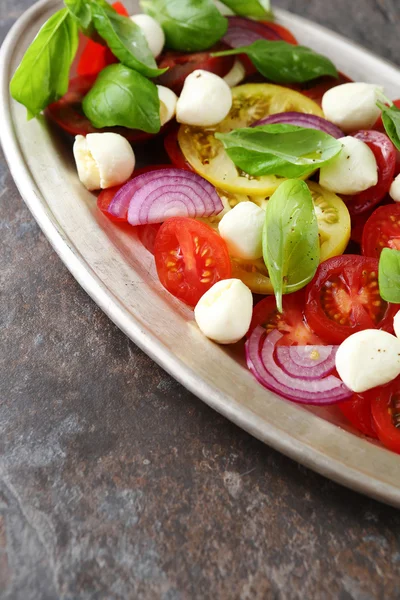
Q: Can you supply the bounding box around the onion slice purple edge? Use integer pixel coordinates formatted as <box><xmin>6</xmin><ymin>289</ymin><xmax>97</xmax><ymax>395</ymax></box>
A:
<box><xmin>251</xmin><ymin>112</ymin><xmax>344</xmax><ymax>139</ymax></box>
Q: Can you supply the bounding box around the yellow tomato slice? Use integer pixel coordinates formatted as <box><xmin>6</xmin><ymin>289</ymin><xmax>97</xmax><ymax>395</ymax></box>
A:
<box><xmin>231</xmin><ymin>258</ymin><xmax>274</xmax><ymax>295</ymax></box>
<box><xmin>307</xmin><ymin>182</ymin><xmax>351</xmax><ymax>262</ymax></box>
<box><xmin>178</xmin><ymin>83</ymin><xmax>323</xmax><ymax>195</ymax></box>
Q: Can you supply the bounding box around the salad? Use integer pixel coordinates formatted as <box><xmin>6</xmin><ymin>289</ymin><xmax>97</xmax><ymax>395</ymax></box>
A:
<box><xmin>11</xmin><ymin>0</ymin><xmax>400</xmax><ymax>455</ymax></box>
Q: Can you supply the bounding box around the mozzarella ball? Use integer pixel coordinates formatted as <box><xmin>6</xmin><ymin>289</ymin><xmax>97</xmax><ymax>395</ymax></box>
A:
<box><xmin>335</xmin><ymin>329</ymin><xmax>400</xmax><ymax>393</ymax></box>
<box><xmin>219</xmin><ymin>201</ymin><xmax>265</xmax><ymax>260</ymax></box>
<box><xmin>394</xmin><ymin>311</ymin><xmax>400</xmax><ymax>339</ymax></box>
<box><xmin>223</xmin><ymin>59</ymin><xmax>246</xmax><ymax>88</ymax></box>
<box><xmin>213</xmin><ymin>0</ymin><xmax>235</xmax><ymax>15</ymax></box>
<box><xmin>176</xmin><ymin>70</ymin><xmax>233</xmax><ymax>127</ymax></box>
<box><xmin>130</xmin><ymin>14</ymin><xmax>165</xmax><ymax>58</ymax></box>
<box><xmin>319</xmin><ymin>136</ymin><xmax>378</xmax><ymax>195</ymax></box>
<box><xmin>390</xmin><ymin>174</ymin><xmax>400</xmax><ymax>203</ymax></box>
<box><xmin>194</xmin><ymin>279</ymin><xmax>253</xmax><ymax>344</ymax></box>
<box><xmin>157</xmin><ymin>85</ymin><xmax>178</xmax><ymax>126</ymax></box>
<box><xmin>322</xmin><ymin>83</ymin><xmax>384</xmax><ymax>132</ymax></box>
<box><xmin>73</xmin><ymin>133</ymin><xmax>135</xmax><ymax>191</ymax></box>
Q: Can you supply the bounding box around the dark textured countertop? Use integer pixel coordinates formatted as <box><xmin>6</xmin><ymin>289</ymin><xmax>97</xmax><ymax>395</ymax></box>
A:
<box><xmin>2</xmin><ymin>1</ymin><xmax>400</xmax><ymax>598</ymax></box>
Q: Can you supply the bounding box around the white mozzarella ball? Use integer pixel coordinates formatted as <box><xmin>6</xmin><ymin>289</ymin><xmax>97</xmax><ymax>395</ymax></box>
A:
<box><xmin>322</xmin><ymin>83</ymin><xmax>384</xmax><ymax>132</ymax></box>
<box><xmin>73</xmin><ymin>133</ymin><xmax>135</xmax><ymax>191</ymax></box>
<box><xmin>319</xmin><ymin>136</ymin><xmax>378</xmax><ymax>195</ymax></box>
<box><xmin>176</xmin><ymin>70</ymin><xmax>233</xmax><ymax>127</ymax></box>
<box><xmin>130</xmin><ymin>14</ymin><xmax>165</xmax><ymax>58</ymax></box>
<box><xmin>335</xmin><ymin>329</ymin><xmax>400</xmax><ymax>393</ymax></box>
<box><xmin>213</xmin><ymin>0</ymin><xmax>235</xmax><ymax>15</ymax></box>
<box><xmin>390</xmin><ymin>174</ymin><xmax>400</xmax><ymax>203</ymax></box>
<box><xmin>157</xmin><ymin>85</ymin><xmax>178</xmax><ymax>126</ymax></box>
<box><xmin>194</xmin><ymin>279</ymin><xmax>253</xmax><ymax>344</ymax></box>
<box><xmin>394</xmin><ymin>311</ymin><xmax>400</xmax><ymax>339</ymax></box>
<box><xmin>218</xmin><ymin>201</ymin><xmax>265</xmax><ymax>260</ymax></box>
<box><xmin>223</xmin><ymin>59</ymin><xmax>246</xmax><ymax>88</ymax></box>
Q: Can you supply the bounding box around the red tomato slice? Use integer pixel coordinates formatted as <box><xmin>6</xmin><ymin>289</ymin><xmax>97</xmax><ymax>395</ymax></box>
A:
<box><xmin>305</xmin><ymin>255</ymin><xmax>396</xmax><ymax>344</ymax></box>
<box><xmin>164</xmin><ymin>127</ymin><xmax>194</xmax><ymax>171</ymax></box>
<box><xmin>260</xmin><ymin>21</ymin><xmax>298</xmax><ymax>45</ymax></box>
<box><xmin>370</xmin><ymin>378</ymin><xmax>400</xmax><ymax>454</ymax></box>
<box><xmin>249</xmin><ymin>290</ymin><xmax>323</xmax><ymax>345</ymax></box>
<box><xmin>46</xmin><ymin>75</ymin><xmax>153</xmax><ymax>142</ymax></box>
<box><xmin>157</xmin><ymin>46</ymin><xmax>234</xmax><ymax>94</ymax></box>
<box><xmin>338</xmin><ymin>394</ymin><xmax>378</xmax><ymax>438</ymax></box>
<box><xmin>298</xmin><ymin>72</ymin><xmax>352</xmax><ymax>106</ymax></box>
<box><xmin>345</xmin><ymin>131</ymin><xmax>396</xmax><ymax>216</ymax></box>
<box><xmin>97</xmin><ymin>164</ymin><xmax>172</xmax><ymax>222</ymax></box>
<box><xmin>154</xmin><ymin>217</ymin><xmax>231</xmax><ymax>306</ymax></box>
<box><xmin>77</xmin><ymin>2</ymin><xmax>129</xmax><ymax>77</ymax></box>
<box><xmin>137</xmin><ymin>223</ymin><xmax>162</xmax><ymax>254</ymax></box>
<box><xmin>362</xmin><ymin>204</ymin><xmax>400</xmax><ymax>258</ymax></box>
<box><xmin>350</xmin><ymin>195</ymin><xmax>393</xmax><ymax>245</ymax></box>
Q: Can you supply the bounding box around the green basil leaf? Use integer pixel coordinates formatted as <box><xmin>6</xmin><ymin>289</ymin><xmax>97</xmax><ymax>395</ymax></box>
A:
<box><xmin>90</xmin><ymin>0</ymin><xmax>166</xmax><ymax>77</ymax></box>
<box><xmin>212</xmin><ymin>40</ymin><xmax>338</xmax><ymax>83</ymax></box>
<box><xmin>263</xmin><ymin>179</ymin><xmax>320</xmax><ymax>312</ymax></box>
<box><xmin>10</xmin><ymin>9</ymin><xmax>78</xmax><ymax>120</ymax></box>
<box><xmin>379</xmin><ymin>248</ymin><xmax>400</xmax><ymax>303</ymax></box>
<box><xmin>82</xmin><ymin>63</ymin><xmax>161</xmax><ymax>132</ymax></box>
<box><xmin>215</xmin><ymin>124</ymin><xmax>343</xmax><ymax>178</ymax></box>
<box><xmin>377</xmin><ymin>100</ymin><xmax>400</xmax><ymax>152</ymax></box>
<box><xmin>64</xmin><ymin>0</ymin><xmax>92</xmax><ymax>30</ymax></box>
<box><xmin>140</xmin><ymin>0</ymin><xmax>228</xmax><ymax>52</ymax></box>
<box><xmin>219</xmin><ymin>0</ymin><xmax>273</xmax><ymax>19</ymax></box>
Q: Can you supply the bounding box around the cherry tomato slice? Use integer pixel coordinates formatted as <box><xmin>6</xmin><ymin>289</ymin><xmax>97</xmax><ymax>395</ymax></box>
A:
<box><xmin>338</xmin><ymin>394</ymin><xmax>378</xmax><ymax>439</ymax></box>
<box><xmin>157</xmin><ymin>45</ymin><xmax>234</xmax><ymax>94</ymax></box>
<box><xmin>345</xmin><ymin>131</ymin><xmax>396</xmax><ymax>216</ymax></box>
<box><xmin>97</xmin><ymin>164</ymin><xmax>172</xmax><ymax>222</ymax></box>
<box><xmin>137</xmin><ymin>223</ymin><xmax>162</xmax><ymax>254</ymax></box>
<box><xmin>164</xmin><ymin>127</ymin><xmax>194</xmax><ymax>171</ymax></box>
<box><xmin>260</xmin><ymin>21</ymin><xmax>298</xmax><ymax>45</ymax></box>
<box><xmin>370</xmin><ymin>378</ymin><xmax>400</xmax><ymax>454</ymax></box>
<box><xmin>46</xmin><ymin>75</ymin><xmax>152</xmax><ymax>142</ymax></box>
<box><xmin>298</xmin><ymin>72</ymin><xmax>352</xmax><ymax>106</ymax></box>
<box><xmin>249</xmin><ymin>290</ymin><xmax>323</xmax><ymax>345</ymax></box>
<box><xmin>305</xmin><ymin>255</ymin><xmax>396</xmax><ymax>344</ymax></box>
<box><xmin>77</xmin><ymin>2</ymin><xmax>128</xmax><ymax>77</ymax></box>
<box><xmin>154</xmin><ymin>217</ymin><xmax>231</xmax><ymax>306</ymax></box>
<box><xmin>362</xmin><ymin>204</ymin><xmax>400</xmax><ymax>258</ymax></box>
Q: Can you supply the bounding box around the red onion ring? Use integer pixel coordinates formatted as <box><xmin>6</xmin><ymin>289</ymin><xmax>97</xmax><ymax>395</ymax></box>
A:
<box><xmin>108</xmin><ymin>168</ymin><xmax>223</xmax><ymax>223</ymax></box>
<box><xmin>223</xmin><ymin>17</ymin><xmax>282</xmax><ymax>48</ymax></box>
<box><xmin>252</xmin><ymin>112</ymin><xmax>344</xmax><ymax>139</ymax></box>
<box><xmin>245</xmin><ymin>327</ymin><xmax>351</xmax><ymax>405</ymax></box>
<box><xmin>275</xmin><ymin>344</ymin><xmax>338</xmax><ymax>380</ymax></box>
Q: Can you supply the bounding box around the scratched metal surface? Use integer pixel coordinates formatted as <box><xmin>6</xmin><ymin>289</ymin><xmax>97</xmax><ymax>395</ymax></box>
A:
<box><xmin>1</xmin><ymin>1</ymin><xmax>400</xmax><ymax>599</ymax></box>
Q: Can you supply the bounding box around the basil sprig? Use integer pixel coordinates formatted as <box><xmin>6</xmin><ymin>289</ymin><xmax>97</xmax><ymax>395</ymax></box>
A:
<box><xmin>263</xmin><ymin>180</ymin><xmax>320</xmax><ymax>312</ymax></box>
<box><xmin>90</xmin><ymin>1</ymin><xmax>166</xmax><ymax>78</ymax></box>
<box><xmin>377</xmin><ymin>100</ymin><xmax>400</xmax><ymax>152</ymax></box>
<box><xmin>379</xmin><ymin>248</ymin><xmax>400</xmax><ymax>303</ymax></box>
<box><xmin>10</xmin><ymin>9</ymin><xmax>79</xmax><ymax>119</ymax></box>
<box><xmin>140</xmin><ymin>0</ymin><xmax>228</xmax><ymax>52</ymax></box>
<box><xmin>219</xmin><ymin>0</ymin><xmax>273</xmax><ymax>19</ymax></box>
<box><xmin>82</xmin><ymin>64</ymin><xmax>161</xmax><ymax>132</ymax></box>
<box><xmin>212</xmin><ymin>40</ymin><xmax>338</xmax><ymax>83</ymax></box>
<box><xmin>215</xmin><ymin>124</ymin><xmax>343</xmax><ymax>178</ymax></box>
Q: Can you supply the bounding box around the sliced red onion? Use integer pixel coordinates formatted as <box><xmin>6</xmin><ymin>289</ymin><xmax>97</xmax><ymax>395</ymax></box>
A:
<box><xmin>252</xmin><ymin>112</ymin><xmax>344</xmax><ymax>139</ymax></box>
<box><xmin>223</xmin><ymin>17</ymin><xmax>281</xmax><ymax>48</ymax></box>
<box><xmin>275</xmin><ymin>344</ymin><xmax>338</xmax><ymax>380</ymax></box>
<box><xmin>108</xmin><ymin>168</ymin><xmax>223</xmax><ymax>223</ymax></box>
<box><xmin>245</xmin><ymin>327</ymin><xmax>351</xmax><ymax>405</ymax></box>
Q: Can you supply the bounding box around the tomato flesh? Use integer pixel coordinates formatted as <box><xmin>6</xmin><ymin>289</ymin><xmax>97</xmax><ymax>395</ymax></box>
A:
<box><xmin>305</xmin><ymin>255</ymin><xmax>396</xmax><ymax>344</ymax></box>
<box><xmin>362</xmin><ymin>203</ymin><xmax>400</xmax><ymax>258</ymax></box>
<box><xmin>249</xmin><ymin>291</ymin><xmax>323</xmax><ymax>345</ymax></box>
<box><xmin>338</xmin><ymin>394</ymin><xmax>378</xmax><ymax>438</ymax></box>
<box><xmin>154</xmin><ymin>217</ymin><xmax>232</xmax><ymax>306</ymax></box>
<box><xmin>260</xmin><ymin>22</ymin><xmax>298</xmax><ymax>45</ymax></box>
<box><xmin>345</xmin><ymin>131</ymin><xmax>396</xmax><ymax>216</ymax></box>
<box><xmin>370</xmin><ymin>379</ymin><xmax>400</xmax><ymax>454</ymax></box>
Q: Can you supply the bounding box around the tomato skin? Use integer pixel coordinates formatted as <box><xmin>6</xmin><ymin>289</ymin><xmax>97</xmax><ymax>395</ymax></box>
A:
<box><xmin>338</xmin><ymin>394</ymin><xmax>378</xmax><ymax>439</ymax></box>
<box><xmin>157</xmin><ymin>46</ymin><xmax>234</xmax><ymax>94</ymax></box>
<box><xmin>154</xmin><ymin>217</ymin><xmax>231</xmax><ymax>306</ymax></box>
<box><xmin>249</xmin><ymin>290</ymin><xmax>323</xmax><ymax>345</ymax></box>
<box><xmin>298</xmin><ymin>72</ymin><xmax>352</xmax><ymax>106</ymax></box>
<box><xmin>164</xmin><ymin>127</ymin><xmax>194</xmax><ymax>172</ymax></box>
<box><xmin>345</xmin><ymin>131</ymin><xmax>396</xmax><ymax>216</ymax></box>
<box><xmin>137</xmin><ymin>223</ymin><xmax>161</xmax><ymax>254</ymax></box>
<box><xmin>370</xmin><ymin>379</ymin><xmax>400</xmax><ymax>454</ymax></box>
<box><xmin>77</xmin><ymin>2</ymin><xmax>128</xmax><ymax>77</ymax></box>
<box><xmin>305</xmin><ymin>255</ymin><xmax>396</xmax><ymax>344</ymax></box>
<box><xmin>260</xmin><ymin>21</ymin><xmax>298</xmax><ymax>45</ymax></box>
<box><xmin>362</xmin><ymin>203</ymin><xmax>400</xmax><ymax>258</ymax></box>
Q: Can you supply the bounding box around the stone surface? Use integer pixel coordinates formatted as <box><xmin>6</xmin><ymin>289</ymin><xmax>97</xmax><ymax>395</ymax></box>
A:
<box><xmin>1</xmin><ymin>1</ymin><xmax>400</xmax><ymax>599</ymax></box>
